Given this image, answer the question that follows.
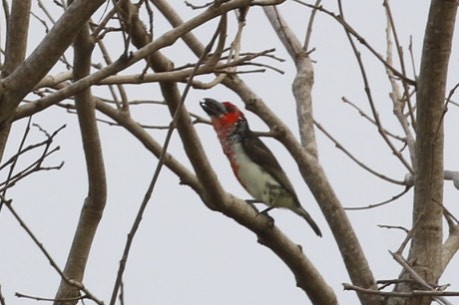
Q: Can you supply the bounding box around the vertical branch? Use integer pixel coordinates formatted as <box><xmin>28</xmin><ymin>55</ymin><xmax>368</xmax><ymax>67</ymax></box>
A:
<box><xmin>53</xmin><ymin>11</ymin><xmax>107</xmax><ymax>305</ymax></box>
<box><xmin>91</xmin><ymin>34</ymin><xmax>130</xmax><ymax>112</ymax></box>
<box><xmin>303</xmin><ymin>0</ymin><xmax>321</xmax><ymax>51</ymax></box>
<box><xmin>1</xmin><ymin>0</ymin><xmax>31</xmax><ymax>77</ymax></box>
<box><xmin>384</xmin><ymin>3</ymin><xmax>416</xmax><ymax>166</ymax></box>
<box><xmin>409</xmin><ymin>0</ymin><xmax>456</xmax><ymax>303</ymax></box>
<box><xmin>263</xmin><ymin>5</ymin><xmax>381</xmax><ymax>305</ymax></box>
<box><xmin>0</xmin><ymin>284</ymin><xmax>5</xmax><ymax>305</ymax></box>
<box><xmin>127</xmin><ymin>2</ymin><xmax>338</xmax><ymax>305</ymax></box>
<box><xmin>107</xmin><ymin>3</ymin><xmax>226</xmax><ymax>304</ymax></box>
<box><xmin>336</xmin><ymin>1</ymin><xmax>413</xmax><ymax>174</ymax></box>
<box><xmin>383</xmin><ymin>0</ymin><xmax>416</xmax><ymax>130</ymax></box>
<box><xmin>263</xmin><ymin>6</ymin><xmax>318</xmax><ymax>158</ymax></box>
<box><xmin>0</xmin><ymin>0</ymin><xmax>32</xmax><ymax>163</ymax></box>
<box><xmin>0</xmin><ymin>0</ymin><xmax>106</xmax><ymax>125</ymax></box>
<box><xmin>389</xmin><ymin>1</ymin><xmax>457</xmax><ymax>305</ymax></box>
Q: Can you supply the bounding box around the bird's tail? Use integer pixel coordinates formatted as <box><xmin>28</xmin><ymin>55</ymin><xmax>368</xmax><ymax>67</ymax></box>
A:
<box><xmin>295</xmin><ymin>206</ymin><xmax>322</xmax><ymax>237</ymax></box>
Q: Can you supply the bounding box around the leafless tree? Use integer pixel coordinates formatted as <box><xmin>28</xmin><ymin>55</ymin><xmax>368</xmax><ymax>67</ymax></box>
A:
<box><xmin>0</xmin><ymin>1</ymin><xmax>458</xmax><ymax>305</ymax></box>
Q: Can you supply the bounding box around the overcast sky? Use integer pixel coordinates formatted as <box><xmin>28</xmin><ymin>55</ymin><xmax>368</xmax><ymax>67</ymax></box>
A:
<box><xmin>1</xmin><ymin>1</ymin><xmax>458</xmax><ymax>305</ymax></box>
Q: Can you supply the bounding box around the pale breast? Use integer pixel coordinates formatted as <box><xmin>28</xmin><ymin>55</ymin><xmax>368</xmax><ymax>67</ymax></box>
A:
<box><xmin>231</xmin><ymin>143</ymin><xmax>281</xmax><ymax>205</ymax></box>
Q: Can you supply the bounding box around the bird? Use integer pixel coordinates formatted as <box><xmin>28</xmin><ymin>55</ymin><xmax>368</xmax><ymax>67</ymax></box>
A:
<box><xmin>200</xmin><ymin>98</ymin><xmax>322</xmax><ymax>237</ymax></box>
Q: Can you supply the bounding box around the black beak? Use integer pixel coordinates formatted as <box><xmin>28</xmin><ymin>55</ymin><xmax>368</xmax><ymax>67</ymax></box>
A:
<box><xmin>200</xmin><ymin>98</ymin><xmax>226</xmax><ymax>117</ymax></box>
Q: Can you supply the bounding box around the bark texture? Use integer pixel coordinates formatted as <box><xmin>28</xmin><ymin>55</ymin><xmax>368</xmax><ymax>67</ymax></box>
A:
<box><xmin>389</xmin><ymin>1</ymin><xmax>457</xmax><ymax>304</ymax></box>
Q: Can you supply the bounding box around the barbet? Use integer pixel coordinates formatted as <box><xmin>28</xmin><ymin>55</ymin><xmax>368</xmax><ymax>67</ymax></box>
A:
<box><xmin>200</xmin><ymin>98</ymin><xmax>321</xmax><ymax>237</ymax></box>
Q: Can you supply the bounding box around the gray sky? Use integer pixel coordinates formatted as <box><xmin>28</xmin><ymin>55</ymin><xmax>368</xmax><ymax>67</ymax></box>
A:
<box><xmin>1</xmin><ymin>1</ymin><xmax>458</xmax><ymax>305</ymax></box>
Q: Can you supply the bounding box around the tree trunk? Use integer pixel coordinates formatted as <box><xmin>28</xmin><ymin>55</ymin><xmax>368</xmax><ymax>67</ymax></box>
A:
<box><xmin>389</xmin><ymin>1</ymin><xmax>457</xmax><ymax>304</ymax></box>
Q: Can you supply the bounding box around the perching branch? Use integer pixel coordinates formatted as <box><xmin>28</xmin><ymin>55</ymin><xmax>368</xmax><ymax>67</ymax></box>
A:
<box><xmin>108</xmin><ymin>4</ymin><xmax>226</xmax><ymax>304</ymax></box>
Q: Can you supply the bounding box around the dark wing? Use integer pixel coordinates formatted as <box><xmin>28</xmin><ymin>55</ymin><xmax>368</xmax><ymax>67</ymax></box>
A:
<box><xmin>240</xmin><ymin>129</ymin><xmax>322</xmax><ymax>237</ymax></box>
<box><xmin>240</xmin><ymin>130</ymin><xmax>299</xmax><ymax>200</ymax></box>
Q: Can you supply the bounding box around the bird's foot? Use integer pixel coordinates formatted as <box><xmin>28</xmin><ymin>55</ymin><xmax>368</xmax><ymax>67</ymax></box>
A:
<box><xmin>259</xmin><ymin>206</ymin><xmax>274</xmax><ymax>215</ymax></box>
<box><xmin>245</xmin><ymin>199</ymin><xmax>260</xmax><ymax>214</ymax></box>
<box><xmin>244</xmin><ymin>201</ymin><xmax>275</xmax><ymax>228</ymax></box>
<box><xmin>258</xmin><ymin>207</ymin><xmax>275</xmax><ymax>228</ymax></box>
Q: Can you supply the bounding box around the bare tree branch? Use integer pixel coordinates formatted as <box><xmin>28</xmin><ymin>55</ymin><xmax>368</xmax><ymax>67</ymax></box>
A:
<box><xmin>337</xmin><ymin>1</ymin><xmax>414</xmax><ymax>175</ymax></box>
<box><xmin>390</xmin><ymin>252</ymin><xmax>453</xmax><ymax>305</ymax></box>
<box><xmin>0</xmin><ymin>123</ymin><xmax>64</xmax><ymax>201</ymax></box>
<box><xmin>53</xmin><ymin>12</ymin><xmax>106</xmax><ymax>305</ymax></box>
<box><xmin>1</xmin><ymin>197</ymin><xmax>103</xmax><ymax>305</ymax></box>
<box><xmin>263</xmin><ymin>6</ymin><xmax>318</xmax><ymax>158</ymax></box>
<box><xmin>343</xmin><ymin>282</ymin><xmax>459</xmax><ymax>300</ymax></box>
<box><xmin>315</xmin><ymin>119</ymin><xmax>406</xmax><ymax>185</ymax></box>
<box><xmin>303</xmin><ymin>0</ymin><xmax>321</xmax><ymax>51</ymax></box>
<box><xmin>341</xmin><ymin>97</ymin><xmax>406</xmax><ymax>142</ymax></box>
<box><xmin>0</xmin><ymin>0</ymin><xmax>32</xmax><ymax>162</ymax></box>
<box><xmin>12</xmin><ymin>0</ymin><xmax>267</xmax><ymax>122</ymax></box>
<box><xmin>390</xmin><ymin>3</ymin><xmax>458</xmax><ymax>304</ymax></box>
<box><xmin>383</xmin><ymin>0</ymin><xmax>416</xmax><ymax>132</ymax></box>
<box><xmin>441</xmin><ymin>223</ymin><xmax>459</xmax><ymax>275</ymax></box>
<box><xmin>135</xmin><ymin>2</ymin><xmax>338</xmax><ymax>304</ymax></box>
<box><xmin>0</xmin><ymin>0</ymin><xmax>107</xmax><ymax>126</ymax></box>
<box><xmin>0</xmin><ymin>284</ymin><xmax>5</xmax><ymax>305</ymax></box>
<box><xmin>293</xmin><ymin>0</ymin><xmax>416</xmax><ymax>87</ymax></box>
<box><xmin>1</xmin><ymin>2</ymin><xmax>458</xmax><ymax>305</ymax></box>
<box><xmin>344</xmin><ymin>187</ymin><xmax>411</xmax><ymax>211</ymax></box>
<box><xmin>108</xmin><ymin>4</ymin><xmax>226</xmax><ymax>304</ymax></box>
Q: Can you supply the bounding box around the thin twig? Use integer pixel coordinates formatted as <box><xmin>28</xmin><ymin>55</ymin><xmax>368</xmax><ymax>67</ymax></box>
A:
<box><xmin>0</xmin><ymin>123</ymin><xmax>65</xmax><ymax>212</ymax></box>
<box><xmin>439</xmin><ymin>199</ymin><xmax>459</xmax><ymax>225</ymax></box>
<box><xmin>343</xmin><ymin>283</ymin><xmax>459</xmax><ymax>299</ymax></box>
<box><xmin>383</xmin><ymin>8</ymin><xmax>416</xmax><ymax>165</ymax></box>
<box><xmin>335</xmin><ymin>2</ymin><xmax>414</xmax><ymax>174</ymax></box>
<box><xmin>303</xmin><ymin>0</ymin><xmax>321</xmax><ymax>51</ymax></box>
<box><xmin>95</xmin><ymin>116</ymin><xmax>170</xmax><ymax>130</ymax></box>
<box><xmin>0</xmin><ymin>147</ymin><xmax>63</xmax><ymax>191</ymax></box>
<box><xmin>118</xmin><ymin>280</ymin><xmax>125</xmax><ymax>305</ymax></box>
<box><xmin>342</xmin><ymin>97</ymin><xmax>405</xmax><ymax>142</ymax></box>
<box><xmin>109</xmin><ymin>15</ymin><xmax>225</xmax><ymax>305</ymax></box>
<box><xmin>435</xmin><ymin>82</ymin><xmax>459</xmax><ymax>139</ymax></box>
<box><xmin>184</xmin><ymin>1</ymin><xmax>213</xmax><ymax>9</ymax></box>
<box><xmin>390</xmin><ymin>252</ymin><xmax>453</xmax><ymax>305</ymax></box>
<box><xmin>91</xmin><ymin>6</ymin><xmax>117</xmax><ymax>38</ymax></box>
<box><xmin>0</xmin><ymin>284</ymin><xmax>5</xmax><ymax>305</ymax></box>
<box><xmin>90</xmin><ymin>26</ymin><xmax>129</xmax><ymax>111</ymax></box>
<box><xmin>0</xmin><ymin>116</ymin><xmax>32</xmax><ymax>212</ymax></box>
<box><xmin>1</xmin><ymin>197</ymin><xmax>103</xmax><ymax>305</ymax></box>
<box><xmin>396</xmin><ymin>211</ymin><xmax>424</xmax><ymax>254</ymax></box>
<box><xmin>408</xmin><ymin>36</ymin><xmax>418</xmax><ymax>80</ymax></box>
<box><xmin>314</xmin><ymin>120</ymin><xmax>406</xmax><ymax>185</ymax></box>
<box><xmin>1</xmin><ymin>0</ymin><xmax>9</xmax><ymax>24</ymax></box>
<box><xmin>383</xmin><ymin>0</ymin><xmax>416</xmax><ymax>130</ymax></box>
<box><xmin>378</xmin><ymin>224</ymin><xmax>410</xmax><ymax>233</ymax></box>
<box><xmin>344</xmin><ymin>186</ymin><xmax>411</xmax><ymax>211</ymax></box>
<box><xmin>377</xmin><ymin>278</ymin><xmax>418</xmax><ymax>290</ymax></box>
<box><xmin>30</xmin><ymin>11</ymin><xmax>51</xmax><ymax>33</ymax></box>
<box><xmin>293</xmin><ymin>0</ymin><xmax>415</xmax><ymax>86</ymax></box>
<box><xmin>15</xmin><ymin>292</ymin><xmax>85</xmax><ymax>302</ymax></box>
<box><xmin>37</xmin><ymin>0</ymin><xmax>57</xmax><ymax>24</ymax></box>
